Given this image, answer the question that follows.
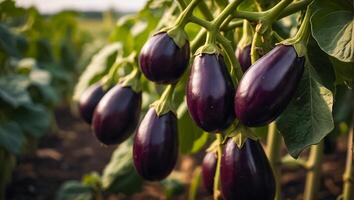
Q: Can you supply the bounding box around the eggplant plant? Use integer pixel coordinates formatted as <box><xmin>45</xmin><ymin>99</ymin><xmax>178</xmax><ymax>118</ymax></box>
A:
<box><xmin>70</xmin><ymin>0</ymin><xmax>353</xmax><ymax>199</ymax></box>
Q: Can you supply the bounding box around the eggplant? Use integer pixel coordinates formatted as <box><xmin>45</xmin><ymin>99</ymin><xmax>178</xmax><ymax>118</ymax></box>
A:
<box><xmin>92</xmin><ymin>85</ymin><xmax>141</xmax><ymax>145</ymax></box>
<box><xmin>220</xmin><ymin>139</ymin><xmax>275</xmax><ymax>200</ymax></box>
<box><xmin>235</xmin><ymin>45</ymin><xmax>252</xmax><ymax>72</ymax></box>
<box><xmin>139</xmin><ymin>32</ymin><xmax>190</xmax><ymax>84</ymax></box>
<box><xmin>133</xmin><ymin>108</ymin><xmax>178</xmax><ymax>181</ymax></box>
<box><xmin>78</xmin><ymin>83</ymin><xmax>106</xmax><ymax>124</ymax></box>
<box><xmin>186</xmin><ymin>53</ymin><xmax>235</xmax><ymax>132</ymax></box>
<box><xmin>234</xmin><ymin>45</ymin><xmax>305</xmax><ymax>127</ymax></box>
<box><xmin>201</xmin><ymin>151</ymin><xmax>217</xmax><ymax>195</ymax></box>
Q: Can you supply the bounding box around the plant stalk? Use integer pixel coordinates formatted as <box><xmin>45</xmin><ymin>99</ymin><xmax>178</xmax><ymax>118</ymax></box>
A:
<box><xmin>266</xmin><ymin>122</ymin><xmax>282</xmax><ymax>200</ymax></box>
<box><xmin>341</xmin><ymin>127</ymin><xmax>353</xmax><ymax>200</ymax></box>
<box><xmin>304</xmin><ymin>141</ymin><xmax>324</xmax><ymax>200</ymax></box>
<box><xmin>213</xmin><ymin>133</ymin><xmax>223</xmax><ymax>200</ymax></box>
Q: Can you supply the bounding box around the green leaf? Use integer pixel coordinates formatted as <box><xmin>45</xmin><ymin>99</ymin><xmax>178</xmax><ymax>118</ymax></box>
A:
<box><xmin>56</xmin><ymin>181</ymin><xmax>92</xmax><ymax>200</ymax></box>
<box><xmin>0</xmin><ymin>75</ymin><xmax>31</xmax><ymax>108</ymax></box>
<box><xmin>310</xmin><ymin>1</ymin><xmax>354</xmax><ymax>62</ymax></box>
<box><xmin>101</xmin><ymin>138</ymin><xmax>143</xmax><ymax>195</ymax></box>
<box><xmin>0</xmin><ymin>24</ymin><xmax>18</xmax><ymax>57</ymax></box>
<box><xmin>11</xmin><ymin>105</ymin><xmax>50</xmax><ymax>138</ymax></box>
<box><xmin>277</xmin><ymin>63</ymin><xmax>334</xmax><ymax>158</ymax></box>
<box><xmin>306</xmin><ymin>36</ymin><xmax>336</xmax><ymax>92</ymax></box>
<box><xmin>177</xmin><ymin>101</ymin><xmax>208</xmax><ymax>154</ymax></box>
<box><xmin>330</xmin><ymin>57</ymin><xmax>353</xmax><ymax>86</ymax></box>
<box><xmin>0</xmin><ymin>121</ymin><xmax>25</xmax><ymax>154</ymax></box>
<box><xmin>73</xmin><ymin>42</ymin><xmax>122</xmax><ymax>101</ymax></box>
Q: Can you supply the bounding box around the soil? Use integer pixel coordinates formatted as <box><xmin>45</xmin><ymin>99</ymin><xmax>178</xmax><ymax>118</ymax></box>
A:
<box><xmin>5</xmin><ymin>105</ymin><xmax>351</xmax><ymax>200</ymax></box>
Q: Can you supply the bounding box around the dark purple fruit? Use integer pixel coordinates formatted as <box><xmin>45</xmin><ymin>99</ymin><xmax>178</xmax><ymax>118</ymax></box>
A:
<box><xmin>92</xmin><ymin>85</ymin><xmax>141</xmax><ymax>145</ymax></box>
<box><xmin>201</xmin><ymin>152</ymin><xmax>217</xmax><ymax>195</ymax></box>
<box><xmin>139</xmin><ymin>32</ymin><xmax>190</xmax><ymax>84</ymax></box>
<box><xmin>186</xmin><ymin>53</ymin><xmax>235</xmax><ymax>132</ymax></box>
<box><xmin>133</xmin><ymin>108</ymin><xmax>178</xmax><ymax>181</ymax></box>
<box><xmin>235</xmin><ymin>45</ymin><xmax>251</xmax><ymax>72</ymax></box>
<box><xmin>234</xmin><ymin>45</ymin><xmax>305</xmax><ymax>127</ymax></box>
<box><xmin>220</xmin><ymin>139</ymin><xmax>275</xmax><ymax>200</ymax></box>
<box><xmin>79</xmin><ymin>83</ymin><xmax>106</xmax><ymax>124</ymax></box>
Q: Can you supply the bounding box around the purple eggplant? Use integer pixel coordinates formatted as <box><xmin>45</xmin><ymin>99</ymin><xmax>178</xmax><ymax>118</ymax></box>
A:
<box><xmin>201</xmin><ymin>151</ymin><xmax>217</xmax><ymax>195</ymax></box>
<box><xmin>234</xmin><ymin>45</ymin><xmax>305</xmax><ymax>127</ymax></box>
<box><xmin>92</xmin><ymin>85</ymin><xmax>141</xmax><ymax>145</ymax></box>
<box><xmin>78</xmin><ymin>83</ymin><xmax>106</xmax><ymax>124</ymax></box>
<box><xmin>220</xmin><ymin>139</ymin><xmax>275</xmax><ymax>200</ymax></box>
<box><xmin>133</xmin><ymin>108</ymin><xmax>178</xmax><ymax>181</ymax></box>
<box><xmin>235</xmin><ymin>45</ymin><xmax>252</xmax><ymax>72</ymax></box>
<box><xmin>139</xmin><ymin>32</ymin><xmax>190</xmax><ymax>84</ymax></box>
<box><xmin>186</xmin><ymin>53</ymin><xmax>235</xmax><ymax>132</ymax></box>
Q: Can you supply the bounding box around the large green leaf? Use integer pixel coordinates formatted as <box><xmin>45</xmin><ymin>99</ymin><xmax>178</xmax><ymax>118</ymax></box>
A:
<box><xmin>0</xmin><ymin>75</ymin><xmax>31</xmax><ymax>108</ymax></box>
<box><xmin>73</xmin><ymin>42</ymin><xmax>122</xmax><ymax>101</ymax></box>
<box><xmin>306</xmin><ymin>36</ymin><xmax>336</xmax><ymax>92</ymax></box>
<box><xmin>0</xmin><ymin>121</ymin><xmax>25</xmax><ymax>154</ymax></box>
<box><xmin>177</xmin><ymin>101</ymin><xmax>209</xmax><ymax>154</ymax></box>
<box><xmin>277</xmin><ymin>63</ymin><xmax>334</xmax><ymax>158</ymax></box>
<box><xmin>11</xmin><ymin>104</ymin><xmax>50</xmax><ymax>138</ymax></box>
<box><xmin>101</xmin><ymin>138</ymin><xmax>143</xmax><ymax>195</ymax></box>
<box><xmin>310</xmin><ymin>0</ymin><xmax>354</xmax><ymax>62</ymax></box>
<box><xmin>56</xmin><ymin>181</ymin><xmax>92</xmax><ymax>200</ymax></box>
<box><xmin>0</xmin><ymin>24</ymin><xmax>18</xmax><ymax>57</ymax></box>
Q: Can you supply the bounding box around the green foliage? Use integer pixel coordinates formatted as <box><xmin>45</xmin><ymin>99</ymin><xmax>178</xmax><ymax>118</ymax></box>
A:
<box><xmin>177</xmin><ymin>101</ymin><xmax>209</xmax><ymax>154</ymax></box>
<box><xmin>56</xmin><ymin>181</ymin><xmax>93</xmax><ymax>200</ymax></box>
<box><xmin>277</xmin><ymin>63</ymin><xmax>334</xmax><ymax>158</ymax></box>
<box><xmin>101</xmin><ymin>139</ymin><xmax>143</xmax><ymax>195</ymax></box>
<box><xmin>310</xmin><ymin>0</ymin><xmax>354</xmax><ymax>62</ymax></box>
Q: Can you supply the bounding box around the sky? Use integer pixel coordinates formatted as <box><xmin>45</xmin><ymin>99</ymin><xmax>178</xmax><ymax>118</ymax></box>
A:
<box><xmin>15</xmin><ymin>0</ymin><xmax>147</xmax><ymax>14</ymax></box>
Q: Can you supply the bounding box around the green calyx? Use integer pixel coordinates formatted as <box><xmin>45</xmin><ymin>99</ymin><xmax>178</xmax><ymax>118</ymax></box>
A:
<box><xmin>237</xmin><ymin>20</ymin><xmax>254</xmax><ymax>50</ymax></box>
<box><xmin>194</xmin><ymin>43</ymin><xmax>222</xmax><ymax>56</ymax></box>
<box><xmin>119</xmin><ymin>67</ymin><xmax>141</xmax><ymax>93</ymax></box>
<box><xmin>150</xmin><ymin>84</ymin><xmax>177</xmax><ymax>116</ymax></box>
<box><xmin>227</xmin><ymin>123</ymin><xmax>259</xmax><ymax>149</ymax></box>
<box><xmin>158</xmin><ymin>26</ymin><xmax>189</xmax><ymax>49</ymax></box>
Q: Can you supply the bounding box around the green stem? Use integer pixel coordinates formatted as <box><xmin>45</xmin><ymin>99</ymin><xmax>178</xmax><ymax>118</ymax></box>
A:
<box><xmin>176</xmin><ymin>0</ymin><xmax>187</xmax><ymax>10</ymax></box>
<box><xmin>341</xmin><ymin>127</ymin><xmax>353</xmax><ymax>200</ymax></box>
<box><xmin>213</xmin><ymin>0</ymin><xmax>243</xmax><ymax>28</ymax></box>
<box><xmin>304</xmin><ymin>142</ymin><xmax>324</xmax><ymax>200</ymax></box>
<box><xmin>198</xmin><ymin>1</ymin><xmax>214</xmax><ymax>20</ymax></box>
<box><xmin>233</xmin><ymin>0</ymin><xmax>310</xmax><ymax>22</ymax></box>
<box><xmin>278</xmin><ymin>0</ymin><xmax>312</xmax><ymax>19</ymax></box>
<box><xmin>221</xmin><ymin>19</ymin><xmax>243</xmax><ymax>31</ymax></box>
<box><xmin>152</xmin><ymin>84</ymin><xmax>177</xmax><ymax>116</ymax></box>
<box><xmin>174</xmin><ymin>0</ymin><xmax>203</xmax><ymax>27</ymax></box>
<box><xmin>189</xmin><ymin>16</ymin><xmax>214</xmax><ymax>30</ymax></box>
<box><xmin>213</xmin><ymin>133</ymin><xmax>223</xmax><ymax>200</ymax></box>
<box><xmin>250</xmin><ymin>30</ymin><xmax>262</xmax><ymax>64</ymax></box>
<box><xmin>266</xmin><ymin>122</ymin><xmax>282</xmax><ymax>200</ymax></box>
<box><xmin>216</xmin><ymin>33</ymin><xmax>243</xmax><ymax>82</ymax></box>
<box><xmin>191</xmin><ymin>29</ymin><xmax>207</xmax><ymax>53</ymax></box>
<box><xmin>262</xmin><ymin>0</ymin><xmax>293</xmax><ymax>23</ymax></box>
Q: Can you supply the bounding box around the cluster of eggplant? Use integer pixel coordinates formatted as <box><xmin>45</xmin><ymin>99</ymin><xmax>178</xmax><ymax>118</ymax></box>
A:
<box><xmin>78</xmin><ymin>29</ymin><xmax>305</xmax><ymax>198</ymax></box>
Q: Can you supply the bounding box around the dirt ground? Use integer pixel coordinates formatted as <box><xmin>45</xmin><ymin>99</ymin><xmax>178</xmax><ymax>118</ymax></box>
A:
<box><xmin>5</xmin><ymin>106</ymin><xmax>351</xmax><ymax>200</ymax></box>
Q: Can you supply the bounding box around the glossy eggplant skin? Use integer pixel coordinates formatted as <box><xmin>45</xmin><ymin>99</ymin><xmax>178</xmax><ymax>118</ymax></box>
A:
<box><xmin>139</xmin><ymin>32</ymin><xmax>190</xmax><ymax>84</ymax></box>
<box><xmin>220</xmin><ymin>139</ymin><xmax>275</xmax><ymax>200</ymax></box>
<box><xmin>92</xmin><ymin>85</ymin><xmax>141</xmax><ymax>145</ymax></box>
<box><xmin>201</xmin><ymin>152</ymin><xmax>217</xmax><ymax>195</ymax></box>
<box><xmin>133</xmin><ymin>108</ymin><xmax>178</xmax><ymax>181</ymax></box>
<box><xmin>234</xmin><ymin>45</ymin><xmax>305</xmax><ymax>127</ymax></box>
<box><xmin>186</xmin><ymin>53</ymin><xmax>235</xmax><ymax>132</ymax></box>
<box><xmin>235</xmin><ymin>45</ymin><xmax>252</xmax><ymax>72</ymax></box>
<box><xmin>79</xmin><ymin>83</ymin><xmax>106</xmax><ymax>124</ymax></box>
